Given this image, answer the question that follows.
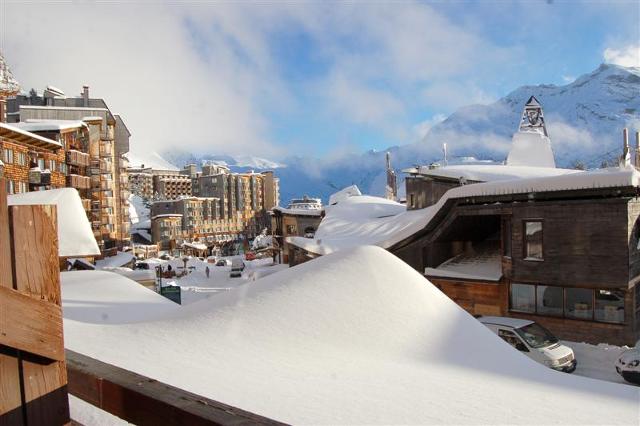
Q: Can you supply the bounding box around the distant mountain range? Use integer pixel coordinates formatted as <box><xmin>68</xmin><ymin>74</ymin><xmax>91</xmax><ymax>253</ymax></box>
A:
<box><xmin>157</xmin><ymin>63</ymin><xmax>639</xmax><ymax>204</ymax></box>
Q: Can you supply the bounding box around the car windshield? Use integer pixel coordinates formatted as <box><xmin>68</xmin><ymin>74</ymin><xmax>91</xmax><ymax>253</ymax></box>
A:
<box><xmin>514</xmin><ymin>323</ymin><xmax>558</xmax><ymax>348</ymax></box>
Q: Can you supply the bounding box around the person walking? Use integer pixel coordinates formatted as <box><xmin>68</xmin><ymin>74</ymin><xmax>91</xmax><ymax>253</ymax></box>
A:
<box><xmin>205</xmin><ymin>265</ymin><xmax>210</xmax><ymax>279</ymax></box>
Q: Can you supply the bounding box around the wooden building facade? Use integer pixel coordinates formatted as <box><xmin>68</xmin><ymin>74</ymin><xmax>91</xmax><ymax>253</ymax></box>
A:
<box><xmin>390</xmin><ymin>186</ymin><xmax>640</xmax><ymax>345</ymax></box>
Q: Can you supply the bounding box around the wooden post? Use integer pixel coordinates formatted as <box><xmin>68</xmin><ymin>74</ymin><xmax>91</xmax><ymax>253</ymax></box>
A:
<box><xmin>0</xmin><ymin>178</ymin><xmax>70</xmax><ymax>425</ymax></box>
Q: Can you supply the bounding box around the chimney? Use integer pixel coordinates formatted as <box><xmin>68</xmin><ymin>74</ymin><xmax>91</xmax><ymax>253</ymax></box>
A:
<box><xmin>620</xmin><ymin>128</ymin><xmax>631</xmax><ymax>167</ymax></box>
<box><xmin>82</xmin><ymin>85</ymin><xmax>89</xmax><ymax>107</ymax></box>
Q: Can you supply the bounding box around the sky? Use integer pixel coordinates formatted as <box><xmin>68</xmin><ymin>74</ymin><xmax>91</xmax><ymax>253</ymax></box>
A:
<box><xmin>0</xmin><ymin>1</ymin><xmax>638</xmax><ymax>161</ymax></box>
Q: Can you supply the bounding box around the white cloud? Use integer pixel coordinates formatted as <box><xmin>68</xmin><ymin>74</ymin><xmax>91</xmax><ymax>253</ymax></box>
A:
<box><xmin>603</xmin><ymin>44</ymin><xmax>640</xmax><ymax>68</ymax></box>
<box><xmin>2</xmin><ymin>3</ymin><xmax>285</xmax><ymax>158</ymax></box>
<box><xmin>413</xmin><ymin>114</ymin><xmax>447</xmax><ymax>142</ymax></box>
<box><xmin>562</xmin><ymin>75</ymin><xmax>576</xmax><ymax>83</ymax></box>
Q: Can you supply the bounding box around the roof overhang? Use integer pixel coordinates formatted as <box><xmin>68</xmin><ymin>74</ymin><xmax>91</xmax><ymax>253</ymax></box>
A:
<box><xmin>0</xmin><ymin>123</ymin><xmax>62</xmax><ymax>151</ymax></box>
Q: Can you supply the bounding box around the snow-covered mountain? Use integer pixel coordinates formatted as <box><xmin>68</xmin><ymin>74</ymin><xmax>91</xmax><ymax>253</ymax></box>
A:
<box><xmin>158</xmin><ymin>63</ymin><xmax>639</xmax><ymax>204</ymax></box>
<box><xmin>161</xmin><ymin>151</ymin><xmax>285</xmax><ymax>171</ymax></box>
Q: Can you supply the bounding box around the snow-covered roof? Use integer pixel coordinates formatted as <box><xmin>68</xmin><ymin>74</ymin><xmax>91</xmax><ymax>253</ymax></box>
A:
<box><xmin>151</xmin><ymin>214</ymin><xmax>183</xmax><ymax>220</ymax></box>
<box><xmin>8</xmin><ymin>188</ymin><xmax>100</xmax><ymax>257</ymax></box>
<box><xmin>61</xmin><ymin>246</ymin><xmax>639</xmax><ymax>424</ymax></box>
<box><xmin>289</xmin><ymin>167</ymin><xmax>640</xmax><ymax>256</ymax></box>
<box><xmin>61</xmin><ymin>270</ymin><xmax>178</xmax><ymax>323</ymax></box>
<box><xmin>272</xmin><ymin>206</ymin><xmax>323</xmax><ymax>216</ymax></box>
<box><xmin>95</xmin><ymin>251</ymin><xmax>136</xmax><ymax>269</ymax></box>
<box><xmin>328</xmin><ymin>185</ymin><xmax>361</xmax><ymax>205</ymax></box>
<box><xmin>507</xmin><ymin>131</ymin><xmax>555</xmax><ymax>168</ymax></box>
<box><xmin>405</xmin><ymin>164</ymin><xmax>580</xmax><ymax>182</ymax></box>
<box><xmin>0</xmin><ymin>122</ymin><xmax>63</xmax><ymax>150</ymax></box>
<box><xmin>425</xmin><ymin>252</ymin><xmax>502</xmax><ymax>282</ymax></box>
<box><xmin>182</xmin><ymin>241</ymin><xmax>207</xmax><ymax>251</ymax></box>
<box><xmin>12</xmin><ymin>119</ymin><xmax>88</xmax><ymax>132</ymax></box>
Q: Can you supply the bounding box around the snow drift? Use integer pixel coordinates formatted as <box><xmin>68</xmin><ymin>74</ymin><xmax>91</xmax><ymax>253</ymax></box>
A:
<box><xmin>62</xmin><ymin>246</ymin><xmax>639</xmax><ymax>424</ymax></box>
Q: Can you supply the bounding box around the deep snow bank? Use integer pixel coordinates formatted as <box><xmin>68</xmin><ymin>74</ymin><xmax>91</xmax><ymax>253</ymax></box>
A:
<box><xmin>62</xmin><ymin>246</ymin><xmax>639</xmax><ymax>424</ymax></box>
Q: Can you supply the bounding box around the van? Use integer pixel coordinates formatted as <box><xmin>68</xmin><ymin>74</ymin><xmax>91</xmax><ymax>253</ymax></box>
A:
<box><xmin>478</xmin><ymin>316</ymin><xmax>577</xmax><ymax>373</ymax></box>
<box><xmin>229</xmin><ymin>258</ymin><xmax>245</xmax><ymax>278</ymax></box>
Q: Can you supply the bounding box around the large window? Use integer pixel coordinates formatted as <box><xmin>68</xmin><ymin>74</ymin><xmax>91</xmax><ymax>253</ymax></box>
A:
<box><xmin>594</xmin><ymin>290</ymin><xmax>625</xmax><ymax>323</ymax></box>
<box><xmin>524</xmin><ymin>220</ymin><xmax>543</xmax><ymax>260</ymax></box>
<box><xmin>510</xmin><ymin>283</ymin><xmax>535</xmax><ymax>313</ymax></box>
<box><xmin>510</xmin><ymin>283</ymin><xmax>624</xmax><ymax>324</ymax></box>
<box><xmin>565</xmin><ymin>288</ymin><xmax>593</xmax><ymax>320</ymax></box>
<box><xmin>536</xmin><ymin>285</ymin><xmax>563</xmax><ymax>316</ymax></box>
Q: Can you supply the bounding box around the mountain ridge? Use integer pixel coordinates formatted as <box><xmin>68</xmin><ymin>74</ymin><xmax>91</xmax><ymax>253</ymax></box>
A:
<box><xmin>159</xmin><ymin>63</ymin><xmax>639</xmax><ymax>203</ymax></box>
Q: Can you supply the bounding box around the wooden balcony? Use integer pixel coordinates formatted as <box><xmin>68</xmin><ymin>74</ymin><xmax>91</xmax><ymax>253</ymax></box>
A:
<box><xmin>66</xmin><ymin>150</ymin><xmax>90</xmax><ymax>167</ymax></box>
<box><xmin>67</xmin><ymin>174</ymin><xmax>91</xmax><ymax>190</ymax></box>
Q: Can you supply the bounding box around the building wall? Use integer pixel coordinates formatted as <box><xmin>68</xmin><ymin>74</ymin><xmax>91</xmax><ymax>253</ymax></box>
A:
<box><xmin>429</xmin><ymin>277</ymin><xmax>508</xmax><ymax>316</ymax></box>
<box><xmin>406</xmin><ymin>176</ymin><xmax>458</xmax><ymax>210</ymax></box>
<box><xmin>510</xmin><ymin>198</ymin><xmax>631</xmax><ymax>289</ymax></box>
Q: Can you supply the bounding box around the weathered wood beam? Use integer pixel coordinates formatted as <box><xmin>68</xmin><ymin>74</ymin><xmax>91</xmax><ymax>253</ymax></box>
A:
<box><xmin>66</xmin><ymin>350</ymin><xmax>287</xmax><ymax>426</ymax></box>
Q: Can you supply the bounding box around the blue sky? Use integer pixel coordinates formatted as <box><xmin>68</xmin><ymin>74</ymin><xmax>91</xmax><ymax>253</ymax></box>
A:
<box><xmin>2</xmin><ymin>1</ymin><xmax>639</xmax><ymax>159</ymax></box>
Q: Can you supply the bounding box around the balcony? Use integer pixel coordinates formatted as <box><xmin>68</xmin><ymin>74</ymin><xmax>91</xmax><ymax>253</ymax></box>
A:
<box><xmin>66</xmin><ymin>150</ymin><xmax>90</xmax><ymax>167</ymax></box>
<box><xmin>67</xmin><ymin>174</ymin><xmax>91</xmax><ymax>190</ymax></box>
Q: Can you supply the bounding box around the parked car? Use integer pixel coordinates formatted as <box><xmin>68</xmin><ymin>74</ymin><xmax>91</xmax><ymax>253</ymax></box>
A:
<box><xmin>216</xmin><ymin>259</ymin><xmax>230</xmax><ymax>266</ymax></box>
<box><xmin>478</xmin><ymin>316</ymin><xmax>577</xmax><ymax>373</ymax></box>
<box><xmin>615</xmin><ymin>341</ymin><xmax>640</xmax><ymax>385</ymax></box>
<box><xmin>229</xmin><ymin>258</ymin><xmax>245</xmax><ymax>278</ymax></box>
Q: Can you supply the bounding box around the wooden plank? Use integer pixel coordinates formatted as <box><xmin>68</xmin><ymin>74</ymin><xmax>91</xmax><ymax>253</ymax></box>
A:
<box><xmin>0</xmin><ymin>347</ymin><xmax>24</xmax><ymax>425</ymax></box>
<box><xmin>0</xmin><ymin>286</ymin><xmax>64</xmax><ymax>361</ymax></box>
<box><xmin>0</xmin><ymin>178</ymin><xmax>13</xmax><ymax>289</ymax></box>
<box><xmin>21</xmin><ymin>355</ymin><xmax>69</xmax><ymax>426</ymax></box>
<box><xmin>9</xmin><ymin>203</ymin><xmax>69</xmax><ymax>425</ymax></box>
<box><xmin>0</xmin><ymin>179</ymin><xmax>23</xmax><ymax>425</ymax></box>
<box><xmin>10</xmin><ymin>205</ymin><xmax>60</xmax><ymax>304</ymax></box>
<box><xmin>66</xmin><ymin>350</ymin><xmax>286</xmax><ymax>426</ymax></box>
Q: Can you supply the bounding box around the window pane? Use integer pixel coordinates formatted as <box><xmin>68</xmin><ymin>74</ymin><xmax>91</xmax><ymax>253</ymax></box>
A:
<box><xmin>524</xmin><ymin>221</ymin><xmax>543</xmax><ymax>259</ymax></box>
<box><xmin>565</xmin><ymin>288</ymin><xmax>593</xmax><ymax>320</ymax></box>
<box><xmin>536</xmin><ymin>285</ymin><xmax>563</xmax><ymax>316</ymax></box>
<box><xmin>594</xmin><ymin>290</ymin><xmax>625</xmax><ymax>323</ymax></box>
<box><xmin>511</xmin><ymin>283</ymin><xmax>535</xmax><ymax>313</ymax></box>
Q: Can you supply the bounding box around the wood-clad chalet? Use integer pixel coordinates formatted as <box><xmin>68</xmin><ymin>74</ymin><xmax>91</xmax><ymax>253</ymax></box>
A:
<box><xmin>0</xmin><ymin>122</ymin><xmax>64</xmax><ymax>194</ymax></box>
<box><xmin>288</xmin><ymin>167</ymin><xmax>640</xmax><ymax>345</ymax></box>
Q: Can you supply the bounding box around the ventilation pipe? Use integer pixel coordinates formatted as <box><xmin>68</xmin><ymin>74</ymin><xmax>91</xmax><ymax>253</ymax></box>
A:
<box><xmin>82</xmin><ymin>85</ymin><xmax>89</xmax><ymax>107</ymax></box>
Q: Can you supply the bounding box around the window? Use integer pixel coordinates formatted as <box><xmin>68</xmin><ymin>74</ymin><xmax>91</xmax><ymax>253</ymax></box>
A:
<box><xmin>524</xmin><ymin>220</ymin><xmax>543</xmax><ymax>260</ymax></box>
<box><xmin>594</xmin><ymin>290</ymin><xmax>625</xmax><ymax>323</ymax></box>
<box><xmin>410</xmin><ymin>193</ymin><xmax>415</xmax><ymax>208</ymax></box>
<box><xmin>536</xmin><ymin>285</ymin><xmax>563</xmax><ymax>316</ymax></box>
<box><xmin>286</xmin><ymin>225</ymin><xmax>297</xmax><ymax>235</ymax></box>
<box><xmin>502</xmin><ymin>218</ymin><xmax>512</xmax><ymax>257</ymax></box>
<box><xmin>3</xmin><ymin>148</ymin><xmax>13</xmax><ymax>164</ymax></box>
<box><xmin>6</xmin><ymin>180</ymin><xmax>14</xmax><ymax>194</ymax></box>
<box><xmin>16</xmin><ymin>152</ymin><xmax>26</xmax><ymax>166</ymax></box>
<box><xmin>498</xmin><ymin>329</ymin><xmax>528</xmax><ymax>351</ymax></box>
<box><xmin>513</xmin><ymin>323</ymin><xmax>558</xmax><ymax>349</ymax></box>
<box><xmin>510</xmin><ymin>283</ymin><xmax>535</xmax><ymax>313</ymax></box>
<box><xmin>565</xmin><ymin>288</ymin><xmax>593</xmax><ymax>320</ymax></box>
<box><xmin>49</xmin><ymin>159</ymin><xmax>56</xmax><ymax>171</ymax></box>
<box><xmin>38</xmin><ymin>158</ymin><xmax>45</xmax><ymax>170</ymax></box>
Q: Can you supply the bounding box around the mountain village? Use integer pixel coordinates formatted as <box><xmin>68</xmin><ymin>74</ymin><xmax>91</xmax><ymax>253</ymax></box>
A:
<box><xmin>1</xmin><ymin>40</ymin><xmax>640</xmax><ymax>426</ymax></box>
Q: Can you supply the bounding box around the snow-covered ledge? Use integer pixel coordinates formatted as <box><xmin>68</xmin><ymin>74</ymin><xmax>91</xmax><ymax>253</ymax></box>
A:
<box><xmin>8</xmin><ymin>188</ymin><xmax>100</xmax><ymax>257</ymax></box>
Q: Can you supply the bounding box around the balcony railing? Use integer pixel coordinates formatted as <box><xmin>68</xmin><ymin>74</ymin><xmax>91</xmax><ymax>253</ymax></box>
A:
<box><xmin>67</xmin><ymin>174</ymin><xmax>91</xmax><ymax>190</ymax></box>
<box><xmin>66</xmin><ymin>150</ymin><xmax>90</xmax><ymax>167</ymax></box>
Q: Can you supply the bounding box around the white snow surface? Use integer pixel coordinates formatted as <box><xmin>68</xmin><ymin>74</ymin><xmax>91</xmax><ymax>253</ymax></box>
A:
<box><xmin>507</xmin><ymin>131</ymin><xmax>557</xmax><ymax>168</ymax></box>
<box><xmin>95</xmin><ymin>251</ymin><xmax>135</xmax><ymax>269</ymax></box>
<box><xmin>289</xmin><ymin>167</ymin><xmax>640</xmax><ymax>255</ymax></box>
<box><xmin>328</xmin><ymin>184</ymin><xmax>361</xmax><ymax>205</ymax></box>
<box><xmin>61</xmin><ymin>246</ymin><xmax>639</xmax><ymax>424</ymax></box>
<box><xmin>425</xmin><ymin>252</ymin><xmax>503</xmax><ymax>281</ymax></box>
<box><xmin>61</xmin><ymin>270</ymin><xmax>178</xmax><ymax>324</ymax></box>
<box><xmin>8</xmin><ymin>188</ymin><xmax>99</xmax><ymax>257</ymax></box>
<box><xmin>411</xmin><ymin>164</ymin><xmax>580</xmax><ymax>183</ymax></box>
<box><xmin>11</xmin><ymin>119</ymin><xmax>88</xmax><ymax>132</ymax></box>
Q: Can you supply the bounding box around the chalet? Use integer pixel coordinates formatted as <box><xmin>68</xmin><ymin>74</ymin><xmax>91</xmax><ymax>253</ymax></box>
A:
<box><xmin>287</xmin><ymin>98</ymin><xmax>640</xmax><ymax>345</ymax></box>
<box><xmin>271</xmin><ymin>196</ymin><xmax>324</xmax><ymax>263</ymax></box>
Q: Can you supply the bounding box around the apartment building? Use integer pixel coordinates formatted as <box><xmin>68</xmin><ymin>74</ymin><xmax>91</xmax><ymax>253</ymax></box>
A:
<box><xmin>7</xmin><ymin>85</ymin><xmax>131</xmax><ymax>253</ymax></box>
<box><xmin>153</xmin><ymin>173</ymin><xmax>191</xmax><ymax>199</ymax></box>
<box><xmin>184</xmin><ymin>163</ymin><xmax>280</xmax><ymax>239</ymax></box>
